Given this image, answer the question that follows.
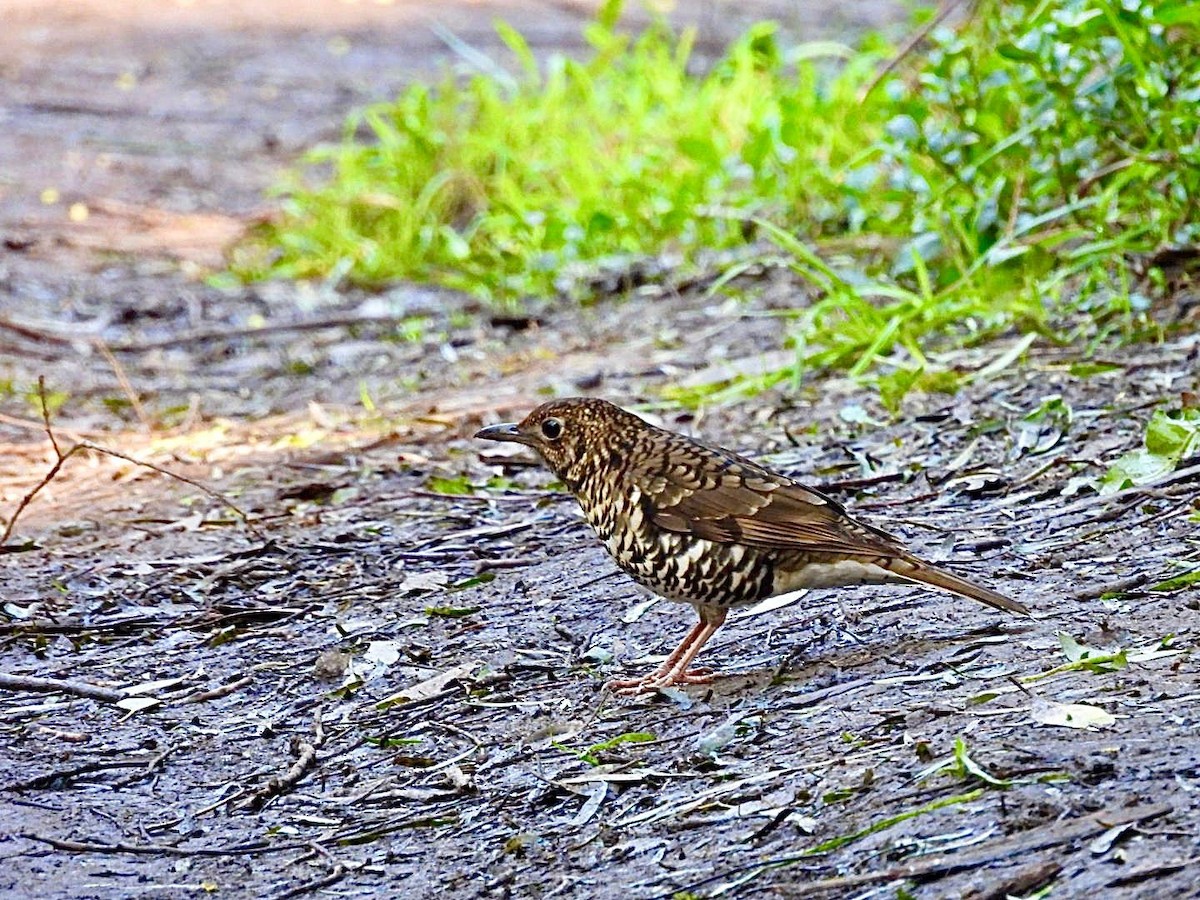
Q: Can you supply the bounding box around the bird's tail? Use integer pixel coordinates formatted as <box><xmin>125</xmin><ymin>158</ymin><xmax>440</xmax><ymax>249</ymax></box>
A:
<box><xmin>887</xmin><ymin>555</ymin><xmax>1030</xmax><ymax>616</ymax></box>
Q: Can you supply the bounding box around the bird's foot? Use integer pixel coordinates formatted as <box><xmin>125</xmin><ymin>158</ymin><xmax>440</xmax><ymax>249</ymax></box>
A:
<box><xmin>607</xmin><ymin>667</ymin><xmax>716</xmax><ymax>696</ymax></box>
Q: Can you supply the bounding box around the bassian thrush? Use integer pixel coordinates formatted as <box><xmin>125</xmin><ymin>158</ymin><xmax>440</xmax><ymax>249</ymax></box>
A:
<box><xmin>476</xmin><ymin>398</ymin><xmax>1028</xmax><ymax>695</ymax></box>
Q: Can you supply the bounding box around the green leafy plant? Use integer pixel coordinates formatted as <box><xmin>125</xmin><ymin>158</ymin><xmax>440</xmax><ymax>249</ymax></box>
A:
<box><xmin>1100</xmin><ymin>404</ymin><xmax>1200</xmax><ymax>494</ymax></box>
<box><xmin>556</xmin><ymin>731</ymin><xmax>656</xmax><ymax>765</ymax></box>
<box><xmin>1024</xmin><ymin>632</ymin><xmax>1181</xmax><ymax>681</ymax></box>
<box><xmin>734</xmin><ymin>0</ymin><xmax>1200</xmax><ymax>401</ymax></box>
<box><xmin>880</xmin><ymin>0</ymin><xmax>1200</xmax><ymax>286</ymax></box>
<box><xmin>246</xmin><ymin>0</ymin><xmax>1199</xmax><ymax>401</ymax></box>
<box><xmin>916</xmin><ymin>736</ymin><xmax>1011</xmax><ymax>787</ymax></box>
<box><xmin>243</xmin><ymin>0</ymin><xmax>886</xmax><ymax>305</ymax></box>
<box><xmin>426</xmin><ymin>474</ymin><xmax>476</xmax><ymax>495</ymax></box>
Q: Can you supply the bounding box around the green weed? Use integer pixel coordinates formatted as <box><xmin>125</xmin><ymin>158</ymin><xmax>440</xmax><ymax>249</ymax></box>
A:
<box><xmin>916</xmin><ymin>736</ymin><xmax>1012</xmax><ymax>787</ymax></box>
<box><xmin>1100</xmin><ymin>402</ymin><xmax>1200</xmax><ymax>493</ymax></box>
<box><xmin>244</xmin><ymin>0</ymin><xmax>886</xmax><ymax>306</ymax></box>
<box><xmin>246</xmin><ymin>0</ymin><xmax>1199</xmax><ymax>401</ymax></box>
<box><xmin>803</xmin><ymin>788</ymin><xmax>984</xmax><ymax>855</ymax></box>
<box><xmin>555</xmin><ymin>731</ymin><xmax>656</xmax><ymax>765</ymax></box>
<box><xmin>706</xmin><ymin>0</ymin><xmax>1200</xmax><ymax>401</ymax></box>
<box><xmin>1024</xmin><ymin>632</ymin><xmax>1181</xmax><ymax>681</ymax></box>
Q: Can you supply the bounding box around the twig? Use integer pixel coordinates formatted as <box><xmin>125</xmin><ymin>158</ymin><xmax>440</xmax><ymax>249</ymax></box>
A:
<box><xmin>20</xmin><ymin>833</ymin><xmax>310</xmax><ymax>857</ymax></box>
<box><xmin>0</xmin><ymin>315</ymin><xmax>75</xmax><ymax>346</ymax></box>
<box><xmin>268</xmin><ymin>865</ymin><xmax>348</xmax><ymax>900</ymax></box>
<box><xmin>0</xmin><ymin>672</ymin><xmax>126</xmax><ymax>704</ymax></box>
<box><xmin>38</xmin><ymin>377</ymin><xmax>61</xmax><ymax>458</ymax></box>
<box><xmin>0</xmin><ymin>443</ymin><xmax>80</xmax><ymax>545</ymax></box>
<box><xmin>94</xmin><ymin>340</ymin><xmax>151</xmax><ymax>429</ymax></box>
<box><xmin>1</xmin><ymin>378</ymin><xmax>265</xmax><ymax>542</ymax></box>
<box><xmin>111</xmin><ymin>745</ymin><xmax>176</xmax><ymax>789</ymax></box>
<box><xmin>189</xmin><ymin>785</ymin><xmax>248</xmax><ymax>819</ymax></box>
<box><xmin>241</xmin><ymin>710</ymin><xmax>326</xmax><ymax>811</ymax></box>
<box><xmin>1071</xmin><ymin>572</ymin><xmax>1158</xmax><ymax>602</ymax></box>
<box><xmin>181</xmin><ymin>675</ymin><xmax>254</xmax><ymax>704</ymax></box>
<box><xmin>860</xmin><ymin>0</ymin><xmax>973</xmax><ymax>101</ymax></box>
<box><xmin>5</xmin><ymin>759</ymin><xmax>149</xmax><ymax>792</ymax></box>
<box><xmin>77</xmin><ymin>441</ymin><xmax>263</xmax><ymax>536</ymax></box>
<box><xmin>970</xmin><ymin>860</ymin><xmax>1062</xmax><ymax>900</ymax></box>
<box><xmin>1107</xmin><ymin>856</ymin><xmax>1200</xmax><ymax>888</ymax></box>
<box><xmin>0</xmin><ymin>615</ymin><xmax>167</xmax><ymax>636</ymax></box>
<box><xmin>1</xmin><ymin>378</ymin><xmax>80</xmax><ymax>545</ymax></box>
<box><xmin>5</xmin><ymin>308</ymin><xmax>477</xmax><ymax>354</ymax></box>
<box><xmin>105</xmin><ymin>311</ymin><xmax>459</xmax><ymax>353</ymax></box>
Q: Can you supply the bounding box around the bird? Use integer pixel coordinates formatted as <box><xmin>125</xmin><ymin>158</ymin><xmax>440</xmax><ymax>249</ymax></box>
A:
<box><xmin>475</xmin><ymin>398</ymin><xmax>1029</xmax><ymax>695</ymax></box>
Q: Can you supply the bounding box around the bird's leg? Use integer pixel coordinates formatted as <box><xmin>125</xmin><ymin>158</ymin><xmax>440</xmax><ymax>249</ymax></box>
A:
<box><xmin>608</xmin><ymin>606</ymin><xmax>728</xmax><ymax>695</ymax></box>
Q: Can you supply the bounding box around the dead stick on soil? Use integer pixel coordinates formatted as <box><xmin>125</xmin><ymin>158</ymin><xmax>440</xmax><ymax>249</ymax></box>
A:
<box><xmin>111</xmin><ymin>745</ymin><xmax>176</xmax><ymax>789</ymax></box>
<box><xmin>1</xmin><ymin>377</ymin><xmax>264</xmax><ymax>543</ymax></box>
<box><xmin>0</xmin><ymin>315</ymin><xmax>76</xmax><ymax>346</ymax></box>
<box><xmin>105</xmin><ymin>311</ymin><xmax>463</xmax><ymax>353</ymax></box>
<box><xmin>1071</xmin><ymin>572</ymin><xmax>1159</xmax><ymax>602</ymax></box>
<box><xmin>181</xmin><ymin>675</ymin><xmax>254</xmax><ymax>704</ymax></box>
<box><xmin>3</xmin><ymin>311</ymin><xmax>462</xmax><ymax>352</ymax></box>
<box><xmin>0</xmin><ymin>672</ymin><xmax>127</xmax><ymax>704</ymax></box>
<box><xmin>242</xmin><ymin>710</ymin><xmax>326</xmax><ymax>811</ymax></box>
<box><xmin>20</xmin><ymin>833</ymin><xmax>311</xmax><ymax>857</ymax></box>
<box><xmin>6</xmin><ymin>758</ymin><xmax>149</xmax><ymax>792</ymax></box>
<box><xmin>267</xmin><ymin>864</ymin><xmax>349</xmax><ymax>900</ymax></box>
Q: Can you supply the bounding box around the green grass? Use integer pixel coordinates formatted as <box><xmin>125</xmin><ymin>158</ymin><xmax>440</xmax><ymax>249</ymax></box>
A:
<box><xmin>241</xmin><ymin>2</ymin><xmax>888</xmax><ymax>303</ymax></box>
<box><xmin>243</xmin><ymin>0</ymin><xmax>1200</xmax><ymax>400</ymax></box>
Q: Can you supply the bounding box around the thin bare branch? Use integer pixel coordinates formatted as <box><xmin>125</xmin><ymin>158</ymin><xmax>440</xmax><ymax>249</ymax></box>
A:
<box><xmin>20</xmin><ymin>833</ymin><xmax>310</xmax><ymax>857</ymax></box>
<box><xmin>77</xmin><ymin>441</ymin><xmax>264</xmax><ymax>537</ymax></box>
<box><xmin>3</xmin><ymin>379</ymin><xmax>265</xmax><ymax>543</ymax></box>
<box><xmin>94</xmin><ymin>340</ymin><xmax>151</xmax><ymax>430</ymax></box>
<box><xmin>0</xmin><ymin>672</ymin><xmax>126</xmax><ymax>703</ymax></box>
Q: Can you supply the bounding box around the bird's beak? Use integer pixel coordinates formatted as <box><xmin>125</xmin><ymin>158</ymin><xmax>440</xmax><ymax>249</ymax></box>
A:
<box><xmin>474</xmin><ymin>422</ymin><xmax>535</xmax><ymax>446</ymax></box>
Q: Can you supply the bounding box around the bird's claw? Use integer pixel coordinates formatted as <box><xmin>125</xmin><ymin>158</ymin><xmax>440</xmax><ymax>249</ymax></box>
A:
<box><xmin>607</xmin><ymin>667</ymin><xmax>716</xmax><ymax>696</ymax></box>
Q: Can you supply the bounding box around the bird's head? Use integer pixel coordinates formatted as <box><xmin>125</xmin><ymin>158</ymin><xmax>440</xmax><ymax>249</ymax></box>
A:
<box><xmin>475</xmin><ymin>398</ymin><xmax>638</xmax><ymax>487</ymax></box>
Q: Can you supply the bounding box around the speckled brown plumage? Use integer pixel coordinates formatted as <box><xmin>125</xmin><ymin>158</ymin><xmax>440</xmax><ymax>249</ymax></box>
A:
<box><xmin>476</xmin><ymin>398</ymin><xmax>1029</xmax><ymax>695</ymax></box>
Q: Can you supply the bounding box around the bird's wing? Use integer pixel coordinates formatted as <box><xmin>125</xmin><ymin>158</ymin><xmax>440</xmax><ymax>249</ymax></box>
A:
<box><xmin>630</xmin><ymin>435</ymin><xmax>904</xmax><ymax>557</ymax></box>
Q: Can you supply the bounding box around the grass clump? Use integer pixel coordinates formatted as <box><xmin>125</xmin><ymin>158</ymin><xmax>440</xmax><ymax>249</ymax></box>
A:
<box><xmin>244</xmin><ymin>0</ymin><xmax>886</xmax><ymax>304</ymax></box>
<box><xmin>247</xmin><ymin>0</ymin><xmax>1199</xmax><ymax>396</ymax></box>
<box><xmin>675</xmin><ymin>0</ymin><xmax>1200</xmax><ymax>404</ymax></box>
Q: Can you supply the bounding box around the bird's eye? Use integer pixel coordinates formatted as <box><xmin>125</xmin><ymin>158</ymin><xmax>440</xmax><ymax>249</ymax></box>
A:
<box><xmin>541</xmin><ymin>418</ymin><xmax>563</xmax><ymax>441</ymax></box>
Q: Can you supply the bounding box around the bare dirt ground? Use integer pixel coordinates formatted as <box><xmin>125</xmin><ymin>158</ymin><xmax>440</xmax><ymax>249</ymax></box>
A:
<box><xmin>1</xmin><ymin>2</ymin><xmax>1199</xmax><ymax>899</ymax></box>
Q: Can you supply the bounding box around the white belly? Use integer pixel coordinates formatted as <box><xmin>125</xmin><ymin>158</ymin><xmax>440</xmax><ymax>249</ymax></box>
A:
<box><xmin>774</xmin><ymin>559</ymin><xmax>897</xmax><ymax>592</ymax></box>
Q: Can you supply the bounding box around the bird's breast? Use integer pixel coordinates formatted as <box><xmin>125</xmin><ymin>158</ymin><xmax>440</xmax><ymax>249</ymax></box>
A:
<box><xmin>576</xmin><ymin>481</ymin><xmax>775</xmax><ymax>607</ymax></box>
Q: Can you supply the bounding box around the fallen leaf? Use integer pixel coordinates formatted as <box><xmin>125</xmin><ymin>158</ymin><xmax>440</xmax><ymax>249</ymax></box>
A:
<box><xmin>1031</xmin><ymin>699</ymin><xmax>1116</xmax><ymax>730</ymax></box>
<box><xmin>569</xmin><ymin>781</ymin><xmax>608</xmax><ymax>826</ymax></box>
<box><xmin>377</xmin><ymin>661</ymin><xmax>477</xmax><ymax>707</ymax></box>
<box><xmin>363</xmin><ymin>640</ymin><xmax>403</xmax><ymax>667</ymax></box>
<box><xmin>124</xmin><ymin>676</ymin><xmax>188</xmax><ymax>696</ymax></box>
<box><xmin>398</xmin><ymin>571</ymin><xmax>449</xmax><ymax>593</ymax></box>
<box><xmin>622</xmin><ymin>596</ymin><xmax>659</xmax><ymax>623</ymax></box>
<box><xmin>116</xmin><ymin>696</ymin><xmax>162</xmax><ymax>715</ymax></box>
